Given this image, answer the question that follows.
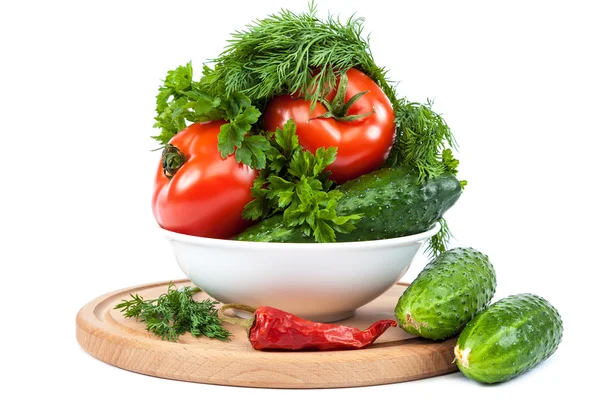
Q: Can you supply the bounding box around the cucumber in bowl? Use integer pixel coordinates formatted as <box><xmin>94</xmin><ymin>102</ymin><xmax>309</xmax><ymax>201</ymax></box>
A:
<box><xmin>236</xmin><ymin>166</ymin><xmax>463</xmax><ymax>243</ymax></box>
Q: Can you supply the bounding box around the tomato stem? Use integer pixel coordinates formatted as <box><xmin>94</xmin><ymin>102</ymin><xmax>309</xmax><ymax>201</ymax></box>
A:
<box><xmin>161</xmin><ymin>144</ymin><xmax>186</xmax><ymax>179</ymax></box>
<box><xmin>311</xmin><ymin>72</ymin><xmax>374</xmax><ymax>122</ymax></box>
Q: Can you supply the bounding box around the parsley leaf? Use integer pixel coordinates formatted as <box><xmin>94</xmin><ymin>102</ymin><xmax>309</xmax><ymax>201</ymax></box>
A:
<box><xmin>217</xmin><ymin>105</ymin><xmax>261</xmax><ymax>158</ymax></box>
<box><xmin>152</xmin><ymin>63</ymin><xmax>213</xmax><ymax>145</ymax></box>
<box><xmin>442</xmin><ymin>148</ymin><xmax>459</xmax><ymax>174</ymax></box>
<box><xmin>235</xmin><ymin>134</ymin><xmax>270</xmax><ymax>169</ymax></box>
<box><xmin>442</xmin><ymin>148</ymin><xmax>467</xmax><ymax>189</ymax></box>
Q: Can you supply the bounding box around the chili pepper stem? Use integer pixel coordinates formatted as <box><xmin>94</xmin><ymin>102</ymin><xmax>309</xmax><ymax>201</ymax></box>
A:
<box><xmin>218</xmin><ymin>304</ymin><xmax>257</xmax><ymax>335</ymax></box>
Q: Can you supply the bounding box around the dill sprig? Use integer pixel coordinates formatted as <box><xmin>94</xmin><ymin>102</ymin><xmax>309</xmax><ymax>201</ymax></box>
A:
<box><xmin>211</xmin><ymin>2</ymin><xmax>386</xmax><ymax>108</ymax></box>
<box><xmin>426</xmin><ymin>218</ymin><xmax>452</xmax><ymax>258</ymax></box>
<box><xmin>386</xmin><ymin>99</ymin><xmax>457</xmax><ymax>181</ymax></box>
<box><xmin>114</xmin><ymin>283</ymin><xmax>231</xmax><ymax>342</ymax></box>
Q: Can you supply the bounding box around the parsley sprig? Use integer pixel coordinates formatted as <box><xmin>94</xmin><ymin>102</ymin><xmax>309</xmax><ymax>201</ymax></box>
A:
<box><xmin>114</xmin><ymin>283</ymin><xmax>231</xmax><ymax>342</ymax></box>
<box><xmin>152</xmin><ymin>63</ymin><xmax>269</xmax><ymax>169</ymax></box>
<box><xmin>243</xmin><ymin>120</ymin><xmax>362</xmax><ymax>243</ymax></box>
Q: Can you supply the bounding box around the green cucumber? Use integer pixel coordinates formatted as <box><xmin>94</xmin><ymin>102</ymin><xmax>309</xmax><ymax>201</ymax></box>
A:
<box><xmin>235</xmin><ymin>166</ymin><xmax>462</xmax><ymax>242</ymax></box>
<box><xmin>394</xmin><ymin>248</ymin><xmax>496</xmax><ymax>340</ymax></box>
<box><xmin>455</xmin><ymin>293</ymin><xmax>563</xmax><ymax>383</ymax></box>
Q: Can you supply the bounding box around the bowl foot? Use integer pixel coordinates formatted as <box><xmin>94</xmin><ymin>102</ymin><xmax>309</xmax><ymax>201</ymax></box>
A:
<box><xmin>233</xmin><ymin>309</ymin><xmax>356</xmax><ymax>323</ymax></box>
<box><xmin>314</xmin><ymin>310</ymin><xmax>355</xmax><ymax>323</ymax></box>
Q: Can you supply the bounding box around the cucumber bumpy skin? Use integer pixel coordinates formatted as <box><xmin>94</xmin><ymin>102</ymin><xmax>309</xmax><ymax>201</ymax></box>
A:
<box><xmin>454</xmin><ymin>293</ymin><xmax>563</xmax><ymax>384</ymax></box>
<box><xmin>235</xmin><ymin>166</ymin><xmax>462</xmax><ymax>242</ymax></box>
<box><xmin>394</xmin><ymin>248</ymin><xmax>496</xmax><ymax>340</ymax></box>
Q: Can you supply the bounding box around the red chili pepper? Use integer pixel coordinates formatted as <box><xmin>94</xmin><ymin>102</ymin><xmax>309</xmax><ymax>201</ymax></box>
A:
<box><xmin>218</xmin><ymin>304</ymin><xmax>397</xmax><ymax>351</ymax></box>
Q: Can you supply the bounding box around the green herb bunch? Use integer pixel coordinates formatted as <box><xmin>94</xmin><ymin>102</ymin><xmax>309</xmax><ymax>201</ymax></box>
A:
<box><xmin>211</xmin><ymin>2</ymin><xmax>376</xmax><ymax>108</ymax></box>
<box><xmin>243</xmin><ymin>120</ymin><xmax>363</xmax><ymax>243</ymax></box>
<box><xmin>152</xmin><ymin>62</ymin><xmax>269</xmax><ymax>169</ymax></box>
<box><xmin>151</xmin><ymin>2</ymin><xmax>464</xmax><ymax>252</ymax></box>
<box><xmin>114</xmin><ymin>283</ymin><xmax>231</xmax><ymax>342</ymax></box>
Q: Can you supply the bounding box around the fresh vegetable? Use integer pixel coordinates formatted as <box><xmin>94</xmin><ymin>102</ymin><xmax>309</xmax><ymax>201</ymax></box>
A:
<box><xmin>114</xmin><ymin>283</ymin><xmax>231</xmax><ymax>342</ymax></box>
<box><xmin>455</xmin><ymin>294</ymin><xmax>563</xmax><ymax>383</ymax></box>
<box><xmin>152</xmin><ymin>121</ymin><xmax>257</xmax><ymax>238</ymax></box>
<box><xmin>218</xmin><ymin>303</ymin><xmax>396</xmax><ymax>351</ymax></box>
<box><xmin>394</xmin><ymin>248</ymin><xmax>496</xmax><ymax>340</ymax></box>
<box><xmin>236</xmin><ymin>166</ymin><xmax>462</xmax><ymax>248</ymax></box>
<box><xmin>149</xmin><ymin>4</ymin><xmax>464</xmax><ymax>247</ymax></box>
<box><xmin>264</xmin><ymin>68</ymin><xmax>395</xmax><ymax>183</ymax></box>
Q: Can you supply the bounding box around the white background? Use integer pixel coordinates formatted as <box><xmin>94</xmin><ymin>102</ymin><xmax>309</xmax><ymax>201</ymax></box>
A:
<box><xmin>1</xmin><ymin>0</ymin><xmax>598</xmax><ymax>398</ymax></box>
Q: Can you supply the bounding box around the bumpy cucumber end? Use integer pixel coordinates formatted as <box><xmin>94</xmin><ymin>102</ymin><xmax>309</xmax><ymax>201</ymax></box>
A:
<box><xmin>454</xmin><ymin>345</ymin><xmax>471</xmax><ymax>369</ymax></box>
<box><xmin>404</xmin><ymin>313</ymin><xmax>428</xmax><ymax>333</ymax></box>
<box><xmin>455</xmin><ymin>345</ymin><xmax>495</xmax><ymax>383</ymax></box>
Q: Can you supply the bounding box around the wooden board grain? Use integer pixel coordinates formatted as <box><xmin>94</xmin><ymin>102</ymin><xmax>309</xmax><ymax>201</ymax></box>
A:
<box><xmin>76</xmin><ymin>280</ymin><xmax>458</xmax><ymax>388</ymax></box>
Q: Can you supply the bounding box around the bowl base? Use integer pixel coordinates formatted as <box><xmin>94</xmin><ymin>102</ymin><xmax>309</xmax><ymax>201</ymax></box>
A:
<box><xmin>233</xmin><ymin>309</ymin><xmax>355</xmax><ymax>323</ymax></box>
<box><xmin>314</xmin><ymin>310</ymin><xmax>355</xmax><ymax>323</ymax></box>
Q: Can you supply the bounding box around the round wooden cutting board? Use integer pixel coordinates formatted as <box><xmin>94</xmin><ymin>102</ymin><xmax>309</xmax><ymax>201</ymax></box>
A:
<box><xmin>76</xmin><ymin>280</ymin><xmax>458</xmax><ymax>388</ymax></box>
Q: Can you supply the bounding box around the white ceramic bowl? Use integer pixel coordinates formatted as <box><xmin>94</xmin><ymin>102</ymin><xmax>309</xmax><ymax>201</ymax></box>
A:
<box><xmin>163</xmin><ymin>223</ymin><xmax>440</xmax><ymax>322</ymax></box>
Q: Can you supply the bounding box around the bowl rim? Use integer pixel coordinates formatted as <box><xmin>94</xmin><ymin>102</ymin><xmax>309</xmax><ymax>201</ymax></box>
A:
<box><xmin>160</xmin><ymin>222</ymin><xmax>441</xmax><ymax>250</ymax></box>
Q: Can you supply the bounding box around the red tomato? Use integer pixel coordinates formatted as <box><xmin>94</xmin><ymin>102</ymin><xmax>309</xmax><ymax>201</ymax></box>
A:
<box><xmin>264</xmin><ymin>68</ymin><xmax>395</xmax><ymax>183</ymax></box>
<box><xmin>152</xmin><ymin>121</ymin><xmax>257</xmax><ymax>238</ymax></box>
